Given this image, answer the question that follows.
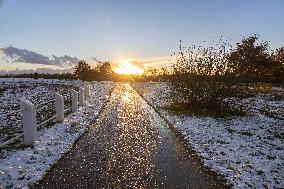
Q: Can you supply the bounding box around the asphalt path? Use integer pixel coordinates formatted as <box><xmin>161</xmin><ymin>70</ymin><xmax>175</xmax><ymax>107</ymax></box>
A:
<box><xmin>33</xmin><ymin>83</ymin><xmax>227</xmax><ymax>189</ymax></box>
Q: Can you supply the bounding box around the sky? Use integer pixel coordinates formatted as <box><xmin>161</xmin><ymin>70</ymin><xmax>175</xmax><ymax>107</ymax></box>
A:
<box><xmin>0</xmin><ymin>0</ymin><xmax>284</xmax><ymax>70</ymax></box>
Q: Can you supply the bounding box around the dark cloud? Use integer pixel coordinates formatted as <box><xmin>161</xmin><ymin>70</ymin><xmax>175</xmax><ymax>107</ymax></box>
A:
<box><xmin>1</xmin><ymin>46</ymin><xmax>79</xmax><ymax>67</ymax></box>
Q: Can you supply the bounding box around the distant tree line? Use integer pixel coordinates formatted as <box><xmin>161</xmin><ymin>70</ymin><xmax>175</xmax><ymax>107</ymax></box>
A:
<box><xmin>73</xmin><ymin>60</ymin><xmax>113</xmax><ymax>81</ymax></box>
<box><xmin>0</xmin><ymin>60</ymin><xmax>115</xmax><ymax>81</ymax></box>
<box><xmin>73</xmin><ymin>60</ymin><xmax>171</xmax><ymax>82</ymax></box>
<box><xmin>0</xmin><ymin>72</ymin><xmax>75</xmax><ymax>80</ymax></box>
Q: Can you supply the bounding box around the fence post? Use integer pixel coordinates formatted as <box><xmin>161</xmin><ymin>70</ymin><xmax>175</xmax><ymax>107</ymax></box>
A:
<box><xmin>55</xmin><ymin>92</ymin><xmax>64</xmax><ymax>122</ymax></box>
<box><xmin>79</xmin><ymin>87</ymin><xmax>85</xmax><ymax>106</ymax></box>
<box><xmin>20</xmin><ymin>99</ymin><xmax>37</xmax><ymax>145</ymax></box>
<box><xmin>85</xmin><ymin>84</ymin><xmax>90</xmax><ymax>97</ymax></box>
<box><xmin>71</xmin><ymin>90</ymin><xmax>78</xmax><ymax>112</ymax></box>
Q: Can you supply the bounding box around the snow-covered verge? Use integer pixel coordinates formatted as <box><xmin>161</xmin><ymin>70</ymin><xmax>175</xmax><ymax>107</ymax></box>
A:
<box><xmin>226</xmin><ymin>87</ymin><xmax>284</xmax><ymax>120</ymax></box>
<box><xmin>131</xmin><ymin>82</ymin><xmax>284</xmax><ymax>189</ymax></box>
<box><xmin>0</xmin><ymin>81</ymin><xmax>114</xmax><ymax>189</ymax></box>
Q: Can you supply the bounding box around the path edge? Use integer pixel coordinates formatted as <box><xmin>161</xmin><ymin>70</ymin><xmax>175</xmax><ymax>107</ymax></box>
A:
<box><xmin>31</xmin><ymin>84</ymin><xmax>116</xmax><ymax>188</ymax></box>
<box><xmin>131</xmin><ymin>84</ymin><xmax>231</xmax><ymax>188</ymax></box>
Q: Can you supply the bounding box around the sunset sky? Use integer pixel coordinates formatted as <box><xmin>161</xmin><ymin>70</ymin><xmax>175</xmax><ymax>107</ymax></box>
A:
<box><xmin>0</xmin><ymin>0</ymin><xmax>284</xmax><ymax>71</ymax></box>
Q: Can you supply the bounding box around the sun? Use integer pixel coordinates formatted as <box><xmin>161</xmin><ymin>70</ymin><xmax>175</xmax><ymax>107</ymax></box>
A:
<box><xmin>113</xmin><ymin>60</ymin><xmax>144</xmax><ymax>75</ymax></box>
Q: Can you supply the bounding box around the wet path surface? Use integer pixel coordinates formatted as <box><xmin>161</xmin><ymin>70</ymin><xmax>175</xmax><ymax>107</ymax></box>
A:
<box><xmin>34</xmin><ymin>83</ymin><xmax>227</xmax><ymax>189</ymax></box>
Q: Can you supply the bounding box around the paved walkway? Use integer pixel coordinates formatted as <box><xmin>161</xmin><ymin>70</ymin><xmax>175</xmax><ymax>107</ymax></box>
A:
<box><xmin>34</xmin><ymin>84</ymin><xmax>227</xmax><ymax>189</ymax></box>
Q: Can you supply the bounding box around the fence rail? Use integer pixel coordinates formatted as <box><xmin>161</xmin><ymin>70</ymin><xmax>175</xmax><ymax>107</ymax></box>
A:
<box><xmin>0</xmin><ymin>84</ymin><xmax>91</xmax><ymax>148</ymax></box>
<box><xmin>0</xmin><ymin>109</ymin><xmax>22</xmax><ymax>119</ymax></box>
<box><xmin>0</xmin><ymin>134</ymin><xmax>24</xmax><ymax>148</ymax></box>
<box><xmin>36</xmin><ymin>99</ymin><xmax>55</xmax><ymax>108</ymax></box>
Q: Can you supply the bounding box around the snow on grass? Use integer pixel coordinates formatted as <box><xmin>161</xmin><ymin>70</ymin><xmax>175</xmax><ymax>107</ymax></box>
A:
<box><xmin>0</xmin><ymin>81</ymin><xmax>114</xmax><ymax>189</ymax></box>
<box><xmin>226</xmin><ymin>87</ymin><xmax>284</xmax><ymax>120</ymax></box>
<box><xmin>131</xmin><ymin>82</ymin><xmax>284</xmax><ymax>189</ymax></box>
<box><xmin>131</xmin><ymin>82</ymin><xmax>173</xmax><ymax>108</ymax></box>
<box><xmin>0</xmin><ymin>79</ymin><xmax>79</xmax><ymax>144</ymax></box>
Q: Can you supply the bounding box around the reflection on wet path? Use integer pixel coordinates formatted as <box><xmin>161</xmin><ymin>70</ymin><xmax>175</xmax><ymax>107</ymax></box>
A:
<box><xmin>34</xmin><ymin>83</ymin><xmax>227</xmax><ymax>189</ymax></box>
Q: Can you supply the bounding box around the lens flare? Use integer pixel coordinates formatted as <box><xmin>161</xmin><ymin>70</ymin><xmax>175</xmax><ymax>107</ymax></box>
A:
<box><xmin>113</xmin><ymin>61</ymin><xmax>143</xmax><ymax>75</ymax></box>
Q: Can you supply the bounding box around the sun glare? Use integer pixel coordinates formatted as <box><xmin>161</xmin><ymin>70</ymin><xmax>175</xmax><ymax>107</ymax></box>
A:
<box><xmin>113</xmin><ymin>61</ymin><xmax>144</xmax><ymax>75</ymax></box>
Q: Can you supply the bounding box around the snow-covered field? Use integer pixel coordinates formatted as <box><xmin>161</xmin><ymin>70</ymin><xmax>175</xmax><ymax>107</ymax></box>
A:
<box><xmin>0</xmin><ymin>79</ymin><xmax>114</xmax><ymax>188</ymax></box>
<box><xmin>226</xmin><ymin>87</ymin><xmax>284</xmax><ymax>120</ymax></box>
<box><xmin>131</xmin><ymin>82</ymin><xmax>284</xmax><ymax>189</ymax></box>
<box><xmin>0</xmin><ymin>79</ymin><xmax>80</xmax><ymax>145</ymax></box>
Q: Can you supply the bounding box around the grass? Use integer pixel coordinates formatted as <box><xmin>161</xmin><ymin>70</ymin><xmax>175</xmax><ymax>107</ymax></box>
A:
<box><xmin>0</xmin><ymin>87</ymin><xmax>8</xmax><ymax>96</ymax></box>
<box><xmin>0</xmin><ymin>141</ymin><xmax>30</xmax><ymax>158</ymax></box>
<box><xmin>162</xmin><ymin>102</ymin><xmax>246</xmax><ymax>118</ymax></box>
<box><xmin>67</xmin><ymin>122</ymin><xmax>80</xmax><ymax>133</ymax></box>
<box><xmin>240</xmin><ymin>131</ymin><xmax>253</xmax><ymax>136</ymax></box>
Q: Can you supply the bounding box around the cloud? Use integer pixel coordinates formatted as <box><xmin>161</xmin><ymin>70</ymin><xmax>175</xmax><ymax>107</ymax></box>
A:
<box><xmin>138</xmin><ymin>56</ymin><xmax>170</xmax><ymax>67</ymax></box>
<box><xmin>111</xmin><ymin>56</ymin><xmax>170</xmax><ymax>69</ymax></box>
<box><xmin>110</xmin><ymin>56</ymin><xmax>171</xmax><ymax>74</ymax></box>
<box><xmin>127</xmin><ymin>61</ymin><xmax>144</xmax><ymax>69</ymax></box>
<box><xmin>1</xmin><ymin>46</ymin><xmax>79</xmax><ymax>67</ymax></box>
<box><xmin>90</xmin><ymin>57</ymin><xmax>100</xmax><ymax>63</ymax></box>
<box><xmin>0</xmin><ymin>45</ymin><xmax>172</xmax><ymax>74</ymax></box>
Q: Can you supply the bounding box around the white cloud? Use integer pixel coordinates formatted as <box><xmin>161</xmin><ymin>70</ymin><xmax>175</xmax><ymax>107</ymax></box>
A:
<box><xmin>0</xmin><ymin>46</ymin><xmax>79</xmax><ymax>68</ymax></box>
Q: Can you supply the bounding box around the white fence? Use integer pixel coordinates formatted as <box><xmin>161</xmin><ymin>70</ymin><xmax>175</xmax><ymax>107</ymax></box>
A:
<box><xmin>0</xmin><ymin>84</ymin><xmax>90</xmax><ymax>148</ymax></box>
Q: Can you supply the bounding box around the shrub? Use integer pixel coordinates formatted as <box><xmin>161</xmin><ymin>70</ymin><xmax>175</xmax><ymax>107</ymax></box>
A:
<box><xmin>169</xmin><ymin>38</ymin><xmax>244</xmax><ymax>117</ymax></box>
